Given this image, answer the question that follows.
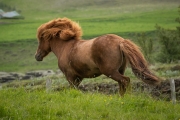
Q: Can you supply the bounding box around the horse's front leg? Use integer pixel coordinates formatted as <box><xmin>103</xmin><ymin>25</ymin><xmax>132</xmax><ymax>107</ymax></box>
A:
<box><xmin>66</xmin><ymin>75</ymin><xmax>82</xmax><ymax>89</ymax></box>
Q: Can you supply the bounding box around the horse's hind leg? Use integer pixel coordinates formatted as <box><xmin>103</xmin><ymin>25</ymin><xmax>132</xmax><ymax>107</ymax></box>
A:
<box><xmin>111</xmin><ymin>71</ymin><xmax>130</xmax><ymax>96</ymax></box>
<box><xmin>118</xmin><ymin>64</ymin><xmax>130</xmax><ymax>96</ymax></box>
<box><xmin>100</xmin><ymin>68</ymin><xmax>130</xmax><ymax>96</ymax></box>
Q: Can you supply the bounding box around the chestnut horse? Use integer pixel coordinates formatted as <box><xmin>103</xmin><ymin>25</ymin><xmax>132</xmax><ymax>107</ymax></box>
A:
<box><xmin>35</xmin><ymin>18</ymin><xmax>160</xmax><ymax>96</ymax></box>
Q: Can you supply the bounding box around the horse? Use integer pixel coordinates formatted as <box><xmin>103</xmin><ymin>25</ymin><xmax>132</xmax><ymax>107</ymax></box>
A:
<box><xmin>35</xmin><ymin>18</ymin><xmax>161</xmax><ymax>96</ymax></box>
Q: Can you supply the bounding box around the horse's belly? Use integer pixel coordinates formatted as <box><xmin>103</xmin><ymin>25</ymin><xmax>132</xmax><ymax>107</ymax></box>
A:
<box><xmin>74</xmin><ymin>64</ymin><xmax>101</xmax><ymax>78</ymax></box>
<box><xmin>85</xmin><ymin>68</ymin><xmax>101</xmax><ymax>78</ymax></box>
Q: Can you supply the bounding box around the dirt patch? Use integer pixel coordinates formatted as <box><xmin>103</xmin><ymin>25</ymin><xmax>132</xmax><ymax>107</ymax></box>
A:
<box><xmin>79</xmin><ymin>79</ymin><xmax>180</xmax><ymax>101</ymax></box>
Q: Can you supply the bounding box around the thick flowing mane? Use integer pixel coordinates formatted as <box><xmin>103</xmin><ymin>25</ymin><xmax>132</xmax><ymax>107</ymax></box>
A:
<box><xmin>37</xmin><ymin>18</ymin><xmax>82</xmax><ymax>41</ymax></box>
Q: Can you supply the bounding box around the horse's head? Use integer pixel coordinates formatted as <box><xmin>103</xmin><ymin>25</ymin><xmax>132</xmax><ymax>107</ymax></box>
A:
<box><xmin>35</xmin><ymin>24</ymin><xmax>51</xmax><ymax>61</ymax></box>
<box><xmin>35</xmin><ymin>39</ymin><xmax>51</xmax><ymax>61</ymax></box>
<box><xmin>35</xmin><ymin>18</ymin><xmax>82</xmax><ymax>61</ymax></box>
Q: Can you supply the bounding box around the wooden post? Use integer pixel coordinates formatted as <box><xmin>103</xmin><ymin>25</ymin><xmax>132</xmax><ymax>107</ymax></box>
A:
<box><xmin>46</xmin><ymin>79</ymin><xmax>52</xmax><ymax>93</ymax></box>
<box><xmin>169</xmin><ymin>79</ymin><xmax>176</xmax><ymax>104</ymax></box>
<box><xmin>0</xmin><ymin>83</ymin><xmax>2</xmax><ymax>90</ymax></box>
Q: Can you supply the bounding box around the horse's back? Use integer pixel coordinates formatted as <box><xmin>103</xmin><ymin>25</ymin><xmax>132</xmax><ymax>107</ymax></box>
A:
<box><xmin>91</xmin><ymin>34</ymin><xmax>124</xmax><ymax>57</ymax></box>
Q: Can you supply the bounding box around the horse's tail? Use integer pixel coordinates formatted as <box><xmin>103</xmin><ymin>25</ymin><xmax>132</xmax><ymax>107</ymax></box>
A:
<box><xmin>119</xmin><ymin>39</ymin><xmax>161</xmax><ymax>85</ymax></box>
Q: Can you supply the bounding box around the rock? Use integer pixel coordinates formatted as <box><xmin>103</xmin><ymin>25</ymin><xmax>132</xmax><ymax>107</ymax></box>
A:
<box><xmin>0</xmin><ymin>74</ymin><xmax>16</xmax><ymax>83</ymax></box>
<box><xmin>26</xmin><ymin>71</ymin><xmax>41</xmax><ymax>77</ymax></box>
<box><xmin>0</xmin><ymin>72</ymin><xmax>9</xmax><ymax>76</ymax></box>
<box><xmin>21</xmin><ymin>75</ymin><xmax>32</xmax><ymax>80</ymax></box>
<box><xmin>0</xmin><ymin>70</ymin><xmax>56</xmax><ymax>82</ymax></box>
<box><xmin>0</xmin><ymin>72</ymin><xmax>28</xmax><ymax>82</ymax></box>
<box><xmin>25</xmin><ymin>70</ymin><xmax>55</xmax><ymax>77</ymax></box>
<box><xmin>9</xmin><ymin>72</ymin><xmax>25</xmax><ymax>80</ymax></box>
<box><xmin>10</xmin><ymin>72</ymin><xmax>24</xmax><ymax>78</ymax></box>
<box><xmin>171</xmin><ymin>65</ymin><xmax>180</xmax><ymax>71</ymax></box>
<box><xmin>0</xmin><ymin>72</ymin><xmax>17</xmax><ymax>83</ymax></box>
<box><xmin>56</xmin><ymin>69</ymin><xmax>63</xmax><ymax>75</ymax></box>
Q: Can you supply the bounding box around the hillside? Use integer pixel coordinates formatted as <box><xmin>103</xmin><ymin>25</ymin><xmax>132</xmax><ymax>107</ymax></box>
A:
<box><xmin>0</xmin><ymin>0</ymin><xmax>179</xmax><ymax>72</ymax></box>
<box><xmin>0</xmin><ymin>0</ymin><xmax>179</xmax><ymax>19</ymax></box>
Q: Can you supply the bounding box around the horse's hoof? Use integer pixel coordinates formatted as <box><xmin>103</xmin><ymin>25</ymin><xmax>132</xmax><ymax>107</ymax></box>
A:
<box><xmin>119</xmin><ymin>85</ymin><xmax>126</xmax><ymax>97</ymax></box>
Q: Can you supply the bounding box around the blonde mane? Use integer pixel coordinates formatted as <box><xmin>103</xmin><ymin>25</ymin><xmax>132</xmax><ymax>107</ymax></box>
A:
<box><xmin>37</xmin><ymin>18</ymin><xmax>82</xmax><ymax>41</ymax></box>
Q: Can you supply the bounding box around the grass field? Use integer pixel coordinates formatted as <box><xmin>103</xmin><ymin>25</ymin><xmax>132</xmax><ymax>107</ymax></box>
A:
<box><xmin>0</xmin><ymin>5</ymin><xmax>179</xmax><ymax>42</ymax></box>
<box><xmin>0</xmin><ymin>0</ymin><xmax>179</xmax><ymax>72</ymax></box>
<box><xmin>0</xmin><ymin>88</ymin><xmax>180</xmax><ymax>120</ymax></box>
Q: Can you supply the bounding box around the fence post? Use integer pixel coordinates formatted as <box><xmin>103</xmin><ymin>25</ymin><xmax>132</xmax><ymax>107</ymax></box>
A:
<box><xmin>0</xmin><ymin>83</ymin><xmax>2</xmax><ymax>90</ymax></box>
<box><xmin>46</xmin><ymin>79</ymin><xmax>52</xmax><ymax>93</ymax></box>
<box><xmin>169</xmin><ymin>79</ymin><xmax>176</xmax><ymax>104</ymax></box>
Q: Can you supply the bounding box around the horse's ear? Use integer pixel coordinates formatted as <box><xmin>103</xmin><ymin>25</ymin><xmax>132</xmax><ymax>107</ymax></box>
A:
<box><xmin>59</xmin><ymin>29</ymin><xmax>75</xmax><ymax>41</ymax></box>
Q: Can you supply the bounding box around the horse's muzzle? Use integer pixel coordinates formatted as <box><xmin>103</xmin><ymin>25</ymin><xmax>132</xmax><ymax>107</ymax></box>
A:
<box><xmin>35</xmin><ymin>53</ymin><xmax>43</xmax><ymax>61</ymax></box>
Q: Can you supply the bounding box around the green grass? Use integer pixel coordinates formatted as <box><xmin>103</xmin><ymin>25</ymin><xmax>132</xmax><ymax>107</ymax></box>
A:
<box><xmin>0</xmin><ymin>8</ymin><xmax>179</xmax><ymax>72</ymax></box>
<box><xmin>0</xmin><ymin>8</ymin><xmax>178</xmax><ymax>42</ymax></box>
<box><xmin>0</xmin><ymin>0</ymin><xmax>179</xmax><ymax>42</ymax></box>
<box><xmin>0</xmin><ymin>88</ymin><xmax>179</xmax><ymax>120</ymax></box>
<box><xmin>0</xmin><ymin>40</ymin><xmax>58</xmax><ymax>72</ymax></box>
<box><xmin>0</xmin><ymin>20</ymin><xmax>40</xmax><ymax>42</ymax></box>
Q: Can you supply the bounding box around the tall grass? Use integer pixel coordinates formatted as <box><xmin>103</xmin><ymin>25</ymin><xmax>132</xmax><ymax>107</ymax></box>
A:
<box><xmin>0</xmin><ymin>88</ymin><xmax>179</xmax><ymax>120</ymax></box>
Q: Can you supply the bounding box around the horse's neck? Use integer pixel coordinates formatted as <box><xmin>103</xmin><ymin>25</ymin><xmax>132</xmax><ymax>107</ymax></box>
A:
<box><xmin>50</xmin><ymin>39</ymin><xmax>75</xmax><ymax>58</ymax></box>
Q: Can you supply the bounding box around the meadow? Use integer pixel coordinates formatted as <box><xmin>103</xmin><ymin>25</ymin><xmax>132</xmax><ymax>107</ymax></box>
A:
<box><xmin>0</xmin><ymin>88</ymin><xmax>180</xmax><ymax>120</ymax></box>
<box><xmin>0</xmin><ymin>0</ymin><xmax>180</xmax><ymax>119</ymax></box>
<box><xmin>0</xmin><ymin>1</ymin><xmax>179</xmax><ymax>90</ymax></box>
<box><xmin>0</xmin><ymin>1</ymin><xmax>179</xmax><ymax>72</ymax></box>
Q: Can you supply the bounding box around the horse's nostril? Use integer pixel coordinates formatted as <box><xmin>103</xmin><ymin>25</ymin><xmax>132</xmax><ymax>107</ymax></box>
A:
<box><xmin>35</xmin><ymin>53</ymin><xmax>43</xmax><ymax>61</ymax></box>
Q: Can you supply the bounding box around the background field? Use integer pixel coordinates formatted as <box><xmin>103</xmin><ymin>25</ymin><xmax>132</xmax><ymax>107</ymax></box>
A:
<box><xmin>0</xmin><ymin>0</ymin><xmax>180</xmax><ymax>119</ymax></box>
<box><xmin>0</xmin><ymin>0</ymin><xmax>179</xmax><ymax>72</ymax></box>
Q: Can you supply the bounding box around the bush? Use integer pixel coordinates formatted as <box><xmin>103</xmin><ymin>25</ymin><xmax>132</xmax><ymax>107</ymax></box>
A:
<box><xmin>136</xmin><ymin>6</ymin><xmax>180</xmax><ymax>63</ymax></box>
<box><xmin>155</xmin><ymin>6</ymin><xmax>180</xmax><ymax>63</ymax></box>
<box><xmin>155</xmin><ymin>26</ymin><xmax>180</xmax><ymax>63</ymax></box>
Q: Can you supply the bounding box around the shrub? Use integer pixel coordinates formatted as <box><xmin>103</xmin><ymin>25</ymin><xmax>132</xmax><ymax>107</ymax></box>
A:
<box><xmin>155</xmin><ymin>6</ymin><xmax>180</xmax><ymax>63</ymax></box>
<box><xmin>155</xmin><ymin>26</ymin><xmax>180</xmax><ymax>63</ymax></box>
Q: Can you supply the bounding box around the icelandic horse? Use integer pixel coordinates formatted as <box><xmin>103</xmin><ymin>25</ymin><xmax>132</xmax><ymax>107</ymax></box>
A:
<box><xmin>35</xmin><ymin>18</ymin><xmax>160</xmax><ymax>96</ymax></box>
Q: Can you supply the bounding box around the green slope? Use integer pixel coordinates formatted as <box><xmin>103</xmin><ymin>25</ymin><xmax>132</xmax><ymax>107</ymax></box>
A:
<box><xmin>0</xmin><ymin>0</ymin><xmax>179</xmax><ymax>72</ymax></box>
